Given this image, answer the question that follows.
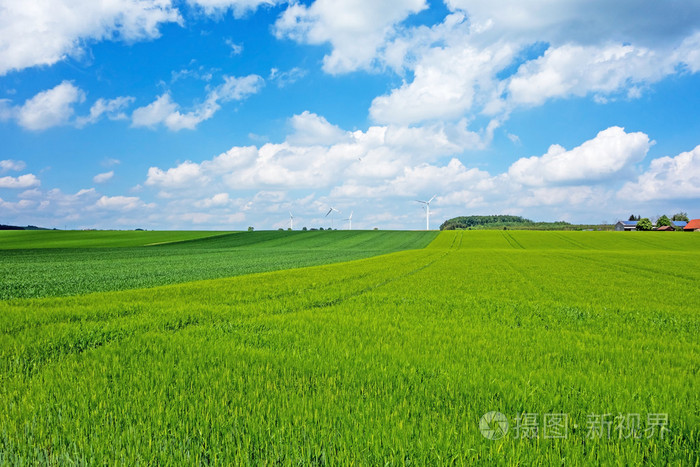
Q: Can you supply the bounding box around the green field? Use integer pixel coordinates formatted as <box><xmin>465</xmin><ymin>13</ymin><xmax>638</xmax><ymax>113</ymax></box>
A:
<box><xmin>0</xmin><ymin>230</ymin><xmax>233</xmax><ymax>249</ymax></box>
<box><xmin>0</xmin><ymin>230</ymin><xmax>437</xmax><ymax>299</ymax></box>
<box><xmin>1</xmin><ymin>230</ymin><xmax>698</xmax><ymax>464</ymax></box>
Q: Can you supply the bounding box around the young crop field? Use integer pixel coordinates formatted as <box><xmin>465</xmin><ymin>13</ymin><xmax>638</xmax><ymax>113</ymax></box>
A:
<box><xmin>0</xmin><ymin>230</ymin><xmax>698</xmax><ymax>464</ymax></box>
<box><xmin>0</xmin><ymin>230</ymin><xmax>437</xmax><ymax>299</ymax></box>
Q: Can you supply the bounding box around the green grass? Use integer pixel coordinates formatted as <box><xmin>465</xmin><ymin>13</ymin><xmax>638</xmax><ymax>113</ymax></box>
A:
<box><xmin>0</xmin><ymin>230</ymin><xmax>233</xmax><ymax>249</ymax></box>
<box><xmin>0</xmin><ymin>231</ymin><xmax>698</xmax><ymax>464</ymax></box>
<box><xmin>0</xmin><ymin>230</ymin><xmax>438</xmax><ymax>299</ymax></box>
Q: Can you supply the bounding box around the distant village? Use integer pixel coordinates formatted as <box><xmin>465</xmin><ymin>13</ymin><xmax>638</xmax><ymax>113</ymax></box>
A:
<box><xmin>615</xmin><ymin>213</ymin><xmax>699</xmax><ymax>232</ymax></box>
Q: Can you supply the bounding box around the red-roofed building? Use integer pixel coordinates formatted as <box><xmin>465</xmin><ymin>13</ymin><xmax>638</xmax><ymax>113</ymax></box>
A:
<box><xmin>656</xmin><ymin>225</ymin><xmax>675</xmax><ymax>231</ymax></box>
<box><xmin>684</xmin><ymin>219</ymin><xmax>700</xmax><ymax>231</ymax></box>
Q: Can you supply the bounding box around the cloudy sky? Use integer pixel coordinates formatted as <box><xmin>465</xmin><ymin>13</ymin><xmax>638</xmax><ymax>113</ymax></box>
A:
<box><xmin>1</xmin><ymin>0</ymin><xmax>699</xmax><ymax>230</ymax></box>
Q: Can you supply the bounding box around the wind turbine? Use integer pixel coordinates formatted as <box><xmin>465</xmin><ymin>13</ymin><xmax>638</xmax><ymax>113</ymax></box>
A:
<box><xmin>415</xmin><ymin>195</ymin><xmax>436</xmax><ymax>230</ymax></box>
<box><xmin>344</xmin><ymin>211</ymin><xmax>353</xmax><ymax>230</ymax></box>
<box><xmin>325</xmin><ymin>207</ymin><xmax>340</xmax><ymax>229</ymax></box>
<box><xmin>289</xmin><ymin>211</ymin><xmax>294</xmax><ymax>230</ymax></box>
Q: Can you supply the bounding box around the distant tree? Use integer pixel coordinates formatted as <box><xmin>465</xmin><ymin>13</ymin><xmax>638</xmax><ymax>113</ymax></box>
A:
<box><xmin>656</xmin><ymin>215</ymin><xmax>671</xmax><ymax>227</ymax></box>
<box><xmin>672</xmin><ymin>212</ymin><xmax>689</xmax><ymax>222</ymax></box>
<box><xmin>278</xmin><ymin>228</ymin><xmax>284</xmax><ymax>231</ymax></box>
<box><xmin>320</xmin><ymin>227</ymin><xmax>324</xmax><ymax>231</ymax></box>
<box><xmin>636</xmin><ymin>218</ymin><xmax>653</xmax><ymax>231</ymax></box>
<box><xmin>302</xmin><ymin>227</ymin><xmax>307</xmax><ymax>231</ymax></box>
<box><xmin>247</xmin><ymin>226</ymin><xmax>254</xmax><ymax>231</ymax></box>
<box><xmin>628</xmin><ymin>214</ymin><xmax>641</xmax><ymax>221</ymax></box>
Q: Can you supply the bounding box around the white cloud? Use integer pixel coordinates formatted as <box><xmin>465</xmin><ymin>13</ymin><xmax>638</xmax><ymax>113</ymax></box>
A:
<box><xmin>212</xmin><ymin>74</ymin><xmax>264</xmax><ymax>102</ymax></box>
<box><xmin>102</xmin><ymin>158</ymin><xmax>121</xmax><ymax>167</ymax></box>
<box><xmin>194</xmin><ymin>192</ymin><xmax>231</xmax><ymax>208</ymax></box>
<box><xmin>95</xmin><ymin>195</ymin><xmax>152</xmax><ymax>211</ymax></box>
<box><xmin>287</xmin><ymin>111</ymin><xmax>349</xmax><ymax>146</ymax></box>
<box><xmin>275</xmin><ymin>0</ymin><xmax>427</xmax><ymax>74</ymax></box>
<box><xmin>0</xmin><ymin>159</ymin><xmax>26</xmax><ymax>172</ymax></box>
<box><xmin>76</xmin><ymin>96</ymin><xmax>135</xmax><ymax>127</ymax></box>
<box><xmin>0</xmin><ymin>173</ymin><xmax>40</xmax><ymax>189</ymax></box>
<box><xmin>131</xmin><ymin>93</ymin><xmax>180</xmax><ymax>128</ymax></box>
<box><xmin>507</xmin><ymin>44</ymin><xmax>675</xmax><ymax>107</ymax></box>
<box><xmin>131</xmin><ymin>74</ymin><xmax>263</xmax><ymax>130</ymax></box>
<box><xmin>370</xmin><ymin>39</ymin><xmax>514</xmax><ymax>125</ymax></box>
<box><xmin>618</xmin><ymin>145</ymin><xmax>700</xmax><ymax>201</ymax></box>
<box><xmin>0</xmin><ymin>99</ymin><xmax>13</xmax><ymax>121</ymax></box>
<box><xmin>445</xmin><ymin>0</ymin><xmax>700</xmax><ymax>48</ymax></box>
<box><xmin>145</xmin><ymin>112</ymin><xmax>485</xmax><ymax>194</ymax></box>
<box><xmin>187</xmin><ymin>0</ymin><xmax>281</xmax><ymax>17</ymax></box>
<box><xmin>0</xmin><ymin>0</ymin><xmax>181</xmax><ymax>75</ymax></box>
<box><xmin>93</xmin><ymin>171</ymin><xmax>115</xmax><ymax>183</ymax></box>
<box><xmin>224</xmin><ymin>38</ymin><xmax>243</xmax><ymax>56</ymax></box>
<box><xmin>16</xmin><ymin>81</ymin><xmax>84</xmax><ymax>130</ymax></box>
<box><xmin>146</xmin><ymin>161</ymin><xmax>208</xmax><ymax>189</ymax></box>
<box><xmin>367</xmin><ymin>3</ymin><xmax>700</xmax><ymax>125</ymax></box>
<box><xmin>508</xmin><ymin>127</ymin><xmax>651</xmax><ymax>186</ymax></box>
<box><xmin>269</xmin><ymin>67</ymin><xmax>307</xmax><ymax>88</ymax></box>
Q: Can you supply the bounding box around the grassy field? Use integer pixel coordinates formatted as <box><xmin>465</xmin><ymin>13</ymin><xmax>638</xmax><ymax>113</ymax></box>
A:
<box><xmin>0</xmin><ymin>230</ymin><xmax>233</xmax><ymax>249</ymax></box>
<box><xmin>0</xmin><ymin>230</ymin><xmax>698</xmax><ymax>464</ymax></box>
<box><xmin>0</xmin><ymin>230</ymin><xmax>438</xmax><ymax>299</ymax></box>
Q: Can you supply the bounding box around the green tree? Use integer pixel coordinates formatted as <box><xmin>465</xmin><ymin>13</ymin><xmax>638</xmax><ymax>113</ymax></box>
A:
<box><xmin>656</xmin><ymin>215</ymin><xmax>671</xmax><ymax>227</ymax></box>
<box><xmin>636</xmin><ymin>218</ymin><xmax>653</xmax><ymax>231</ymax></box>
<box><xmin>672</xmin><ymin>212</ymin><xmax>689</xmax><ymax>222</ymax></box>
<box><xmin>247</xmin><ymin>226</ymin><xmax>254</xmax><ymax>231</ymax></box>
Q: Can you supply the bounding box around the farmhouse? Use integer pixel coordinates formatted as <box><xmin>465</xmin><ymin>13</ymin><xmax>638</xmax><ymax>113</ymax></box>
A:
<box><xmin>656</xmin><ymin>225</ymin><xmax>675</xmax><ymax>231</ymax></box>
<box><xmin>683</xmin><ymin>219</ymin><xmax>700</xmax><ymax>231</ymax></box>
<box><xmin>615</xmin><ymin>220</ymin><xmax>637</xmax><ymax>231</ymax></box>
<box><xmin>672</xmin><ymin>220</ymin><xmax>688</xmax><ymax>229</ymax></box>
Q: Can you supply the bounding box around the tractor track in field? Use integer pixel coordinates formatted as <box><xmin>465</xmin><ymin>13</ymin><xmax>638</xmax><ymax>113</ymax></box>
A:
<box><xmin>300</xmin><ymin>250</ymin><xmax>450</xmax><ymax>312</ymax></box>
<box><xmin>557</xmin><ymin>251</ymin><xmax>700</xmax><ymax>285</ymax></box>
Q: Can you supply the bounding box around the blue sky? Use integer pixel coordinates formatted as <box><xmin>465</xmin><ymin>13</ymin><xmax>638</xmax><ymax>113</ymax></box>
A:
<box><xmin>1</xmin><ymin>0</ymin><xmax>699</xmax><ymax>230</ymax></box>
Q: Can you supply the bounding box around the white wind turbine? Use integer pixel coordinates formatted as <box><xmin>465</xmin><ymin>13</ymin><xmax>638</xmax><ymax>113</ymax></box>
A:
<box><xmin>344</xmin><ymin>211</ymin><xmax>353</xmax><ymax>230</ymax></box>
<box><xmin>415</xmin><ymin>195</ymin><xmax>436</xmax><ymax>230</ymax></box>
<box><xmin>325</xmin><ymin>207</ymin><xmax>340</xmax><ymax>229</ymax></box>
<box><xmin>289</xmin><ymin>211</ymin><xmax>294</xmax><ymax>230</ymax></box>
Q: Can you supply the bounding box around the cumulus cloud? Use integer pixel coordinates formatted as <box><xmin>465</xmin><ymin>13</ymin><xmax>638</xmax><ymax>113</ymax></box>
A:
<box><xmin>445</xmin><ymin>0</ymin><xmax>700</xmax><ymax>48</ymax></box>
<box><xmin>366</xmin><ymin>3</ymin><xmax>700</xmax><ymax>125</ymax></box>
<box><xmin>0</xmin><ymin>0</ymin><xmax>181</xmax><ymax>75</ymax></box>
<box><xmin>0</xmin><ymin>173</ymin><xmax>40</xmax><ymax>189</ymax></box>
<box><xmin>618</xmin><ymin>145</ymin><xmax>700</xmax><ymax>201</ymax></box>
<box><xmin>76</xmin><ymin>96</ymin><xmax>135</xmax><ymax>127</ymax></box>
<box><xmin>0</xmin><ymin>159</ymin><xmax>26</xmax><ymax>172</ymax></box>
<box><xmin>145</xmin><ymin>112</ymin><xmax>487</xmax><ymax>194</ymax></box>
<box><xmin>16</xmin><ymin>81</ymin><xmax>85</xmax><ymax>131</ymax></box>
<box><xmin>275</xmin><ymin>0</ymin><xmax>427</xmax><ymax>74</ymax></box>
<box><xmin>370</xmin><ymin>39</ymin><xmax>514</xmax><ymax>125</ymax></box>
<box><xmin>146</xmin><ymin>161</ymin><xmax>209</xmax><ymax>189</ymax></box>
<box><xmin>287</xmin><ymin>111</ymin><xmax>349</xmax><ymax>146</ymax></box>
<box><xmin>93</xmin><ymin>171</ymin><xmax>115</xmax><ymax>183</ymax></box>
<box><xmin>507</xmin><ymin>43</ymin><xmax>677</xmax><ymax>106</ymax></box>
<box><xmin>96</xmin><ymin>195</ymin><xmax>152</xmax><ymax>211</ymax></box>
<box><xmin>2</xmin><ymin>85</ymin><xmax>135</xmax><ymax>130</ymax></box>
<box><xmin>508</xmin><ymin>127</ymin><xmax>651</xmax><ymax>186</ymax></box>
<box><xmin>194</xmin><ymin>192</ymin><xmax>232</xmax><ymax>208</ymax></box>
<box><xmin>131</xmin><ymin>74</ymin><xmax>263</xmax><ymax>130</ymax></box>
